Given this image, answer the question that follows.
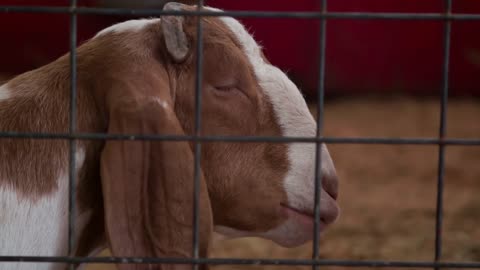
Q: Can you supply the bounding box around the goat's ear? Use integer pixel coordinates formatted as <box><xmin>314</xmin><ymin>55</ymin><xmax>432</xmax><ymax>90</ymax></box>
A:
<box><xmin>100</xmin><ymin>82</ymin><xmax>213</xmax><ymax>270</ymax></box>
<box><xmin>162</xmin><ymin>2</ymin><xmax>190</xmax><ymax>62</ymax></box>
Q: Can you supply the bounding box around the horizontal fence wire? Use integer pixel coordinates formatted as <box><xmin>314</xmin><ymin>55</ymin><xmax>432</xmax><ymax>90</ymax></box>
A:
<box><xmin>0</xmin><ymin>256</ymin><xmax>480</xmax><ymax>268</ymax></box>
<box><xmin>1</xmin><ymin>132</ymin><xmax>480</xmax><ymax>145</ymax></box>
<box><xmin>0</xmin><ymin>1</ymin><xmax>479</xmax><ymax>269</ymax></box>
<box><xmin>1</xmin><ymin>6</ymin><xmax>480</xmax><ymax>20</ymax></box>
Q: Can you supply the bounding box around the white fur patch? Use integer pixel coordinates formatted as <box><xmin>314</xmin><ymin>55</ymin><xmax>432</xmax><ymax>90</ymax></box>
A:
<box><xmin>0</xmin><ymin>148</ymin><xmax>86</xmax><ymax>270</ymax></box>
<box><xmin>211</xmin><ymin>10</ymin><xmax>336</xmax><ymax>208</ymax></box>
<box><xmin>0</xmin><ymin>84</ymin><xmax>11</xmax><ymax>101</ymax></box>
<box><xmin>94</xmin><ymin>18</ymin><xmax>160</xmax><ymax>38</ymax></box>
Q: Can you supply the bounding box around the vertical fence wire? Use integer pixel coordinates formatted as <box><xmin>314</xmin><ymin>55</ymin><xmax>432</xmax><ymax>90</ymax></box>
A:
<box><xmin>313</xmin><ymin>0</ymin><xmax>328</xmax><ymax>269</ymax></box>
<box><xmin>193</xmin><ymin>0</ymin><xmax>205</xmax><ymax>269</ymax></box>
<box><xmin>67</xmin><ymin>1</ymin><xmax>78</xmax><ymax>269</ymax></box>
<box><xmin>434</xmin><ymin>0</ymin><xmax>453</xmax><ymax>269</ymax></box>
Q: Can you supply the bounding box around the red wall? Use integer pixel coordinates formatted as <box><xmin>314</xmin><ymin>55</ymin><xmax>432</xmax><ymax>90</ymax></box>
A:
<box><xmin>1</xmin><ymin>0</ymin><xmax>479</xmax><ymax>96</ymax></box>
<box><xmin>209</xmin><ymin>0</ymin><xmax>480</xmax><ymax>96</ymax></box>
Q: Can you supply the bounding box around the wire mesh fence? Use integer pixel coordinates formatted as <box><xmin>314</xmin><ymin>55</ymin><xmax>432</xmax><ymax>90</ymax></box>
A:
<box><xmin>0</xmin><ymin>0</ymin><xmax>479</xmax><ymax>269</ymax></box>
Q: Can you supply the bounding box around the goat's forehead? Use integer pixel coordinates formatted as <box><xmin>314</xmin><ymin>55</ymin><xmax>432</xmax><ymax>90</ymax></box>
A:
<box><xmin>209</xmin><ymin>8</ymin><xmax>316</xmax><ymax>137</ymax></box>
<box><xmin>204</xmin><ymin>7</ymin><xmax>262</xmax><ymax>62</ymax></box>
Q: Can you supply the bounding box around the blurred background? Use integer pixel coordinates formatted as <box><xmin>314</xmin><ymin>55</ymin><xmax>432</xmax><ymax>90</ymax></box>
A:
<box><xmin>0</xmin><ymin>1</ymin><xmax>479</xmax><ymax>270</ymax></box>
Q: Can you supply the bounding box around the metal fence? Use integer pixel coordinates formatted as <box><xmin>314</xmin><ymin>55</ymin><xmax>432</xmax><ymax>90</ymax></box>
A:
<box><xmin>0</xmin><ymin>0</ymin><xmax>480</xmax><ymax>269</ymax></box>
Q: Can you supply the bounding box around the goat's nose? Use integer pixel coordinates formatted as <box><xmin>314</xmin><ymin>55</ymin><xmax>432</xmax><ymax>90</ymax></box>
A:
<box><xmin>323</xmin><ymin>173</ymin><xmax>338</xmax><ymax>200</ymax></box>
<box><xmin>321</xmin><ymin>197</ymin><xmax>340</xmax><ymax>225</ymax></box>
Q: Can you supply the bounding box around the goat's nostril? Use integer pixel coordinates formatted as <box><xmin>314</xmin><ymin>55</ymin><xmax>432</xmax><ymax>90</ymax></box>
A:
<box><xmin>322</xmin><ymin>175</ymin><xmax>338</xmax><ymax>200</ymax></box>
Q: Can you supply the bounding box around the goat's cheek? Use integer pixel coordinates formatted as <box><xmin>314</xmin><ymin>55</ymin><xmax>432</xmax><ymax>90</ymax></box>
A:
<box><xmin>235</xmin><ymin>195</ymin><xmax>286</xmax><ymax>232</ymax></box>
<box><xmin>212</xmin><ymin>183</ymin><xmax>285</xmax><ymax>232</ymax></box>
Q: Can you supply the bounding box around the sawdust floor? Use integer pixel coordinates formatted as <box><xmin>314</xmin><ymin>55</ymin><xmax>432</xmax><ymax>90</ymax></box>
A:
<box><xmin>82</xmin><ymin>96</ymin><xmax>480</xmax><ymax>270</ymax></box>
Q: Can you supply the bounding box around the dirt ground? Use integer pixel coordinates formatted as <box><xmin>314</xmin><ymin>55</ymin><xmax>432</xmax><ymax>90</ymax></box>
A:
<box><xmin>81</xmin><ymin>96</ymin><xmax>479</xmax><ymax>270</ymax></box>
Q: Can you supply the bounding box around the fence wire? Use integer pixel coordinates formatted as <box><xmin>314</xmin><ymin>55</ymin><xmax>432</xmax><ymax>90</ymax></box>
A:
<box><xmin>67</xmin><ymin>1</ymin><xmax>78</xmax><ymax>270</ymax></box>
<box><xmin>434</xmin><ymin>1</ymin><xmax>453</xmax><ymax>270</ymax></box>
<box><xmin>0</xmin><ymin>0</ymin><xmax>479</xmax><ymax>269</ymax></box>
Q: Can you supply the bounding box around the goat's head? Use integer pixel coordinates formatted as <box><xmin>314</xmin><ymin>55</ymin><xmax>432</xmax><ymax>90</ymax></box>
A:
<box><xmin>162</xmin><ymin>2</ymin><xmax>339</xmax><ymax>247</ymax></box>
<box><xmin>96</xmin><ymin>2</ymin><xmax>339</xmax><ymax>265</ymax></box>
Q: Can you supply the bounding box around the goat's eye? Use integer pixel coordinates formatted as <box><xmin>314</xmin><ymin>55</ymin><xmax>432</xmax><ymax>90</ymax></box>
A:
<box><xmin>211</xmin><ymin>84</ymin><xmax>249</xmax><ymax>101</ymax></box>
<box><xmin>214</xmin><ymin>85</ymin><xmax>238</xmax><ymax>92</ymax></box>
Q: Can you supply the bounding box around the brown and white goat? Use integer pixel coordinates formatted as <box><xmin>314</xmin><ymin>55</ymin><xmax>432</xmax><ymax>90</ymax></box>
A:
<box><xmin>0</xmin><ymin>2</ymin><xmax>339</xmax><ymax>270</ymax></box>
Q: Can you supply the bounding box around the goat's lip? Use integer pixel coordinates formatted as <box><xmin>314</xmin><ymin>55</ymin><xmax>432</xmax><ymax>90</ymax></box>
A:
<box><xmin>280</xmin><ymin>204</ymin><xmax>324</xmax><ymax>228</ymax></box>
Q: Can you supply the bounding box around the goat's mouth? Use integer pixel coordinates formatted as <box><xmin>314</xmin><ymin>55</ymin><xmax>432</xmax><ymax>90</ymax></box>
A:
<box><xmin>280</xmin><ymin>204</ymin><xmax>326</xmax><ymax>228</ymax></box>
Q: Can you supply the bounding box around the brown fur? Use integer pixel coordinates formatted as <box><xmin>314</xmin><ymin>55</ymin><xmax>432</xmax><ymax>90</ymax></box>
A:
<box><xmin>0</xmin><ymin>10</ymin><xmax>289</xmax><ymax>270</ymax></box>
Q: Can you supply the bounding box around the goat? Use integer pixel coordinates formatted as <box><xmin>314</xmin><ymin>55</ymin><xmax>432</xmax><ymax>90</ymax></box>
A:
<box><xmin>0</xmin><ymin>2</ymin><xmax>339</xmax><ymax>270</ymax></box>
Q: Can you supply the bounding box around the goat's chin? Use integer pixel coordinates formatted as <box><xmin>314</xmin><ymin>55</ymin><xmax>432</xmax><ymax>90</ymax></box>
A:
<box><xmin>261</xmin><ymin>217</ymin><xmax>324</xmax><ymax>248</ymax></box>
<box><xmin>213</xmin><ymin>215</ymin><xmax>325</xmax><ymax>248</ymax></box>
